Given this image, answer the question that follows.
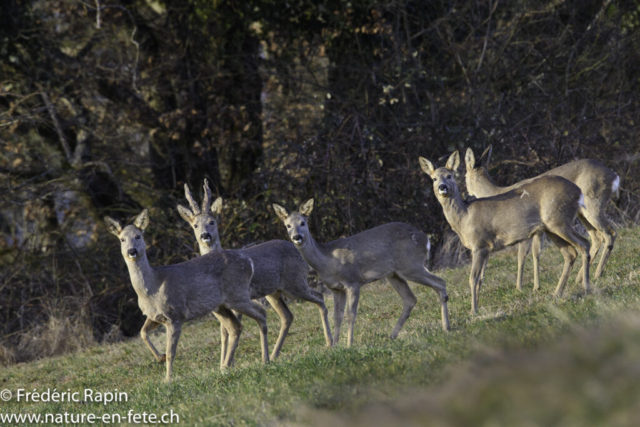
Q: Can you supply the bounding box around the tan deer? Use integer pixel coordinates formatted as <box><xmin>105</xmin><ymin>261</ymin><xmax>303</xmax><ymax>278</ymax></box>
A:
<box><xmin>465</xmin><ymin>146</ymin><xmax>619</xmax><ymax>289</ymax></box>
<box><xmin>420</xmin><ymin>151</ymin><xmax>590</xmax><ymax>314</ymax></box>
<box><xmin>105</xmin><ymin>209</ymin><xmax>269</xmax><ymax>382</ymax></box>
<box><xmin>272</xmin><ymin>199</ymin><xmax>450</xmax><ymax>347</ymax></box>
<box><xmin>177</xmin><ymin>181</ymin><xmax>332</xmax><ymax>361</ymax></box>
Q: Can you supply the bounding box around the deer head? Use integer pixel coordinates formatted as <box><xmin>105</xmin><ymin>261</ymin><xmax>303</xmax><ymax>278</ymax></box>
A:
<box><xmin>419</xmin><ymin>151</ymin><xmax>461</xmax><ymax>200</ymax></box>
<box><xmin>177</xmin><ymin>179</ymin><xmax>223</xmax><ymax>250</ymax></box>
<box><xmin>272</xmin><ymin>198</ymin><xmax>314</xmax><ymax>246</ymax></box>
<box><xmin>105</xmin><ymin>209</ymin><xmax>149</xmax><ymax>262</ymax></box>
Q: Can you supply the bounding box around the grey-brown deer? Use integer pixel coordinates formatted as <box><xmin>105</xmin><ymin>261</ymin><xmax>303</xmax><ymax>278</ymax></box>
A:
<box><xmin>420</xmin><ymin>151</ymin><xmax>590</xmax><ymax>314</ymax></box>
<box><xmin>465</xmin><ymin>146</ymin><xmax>619</xmax><ymax>289</ymax></box>
<box><xmin>105</xmin><ymin>209</ymin><xmax>269</xmax><ymax>382</ymax></box>
<box><xmin>272</xmin><ymin>199</ymin><xmax>450</xmax><ymax>347</ymax></box>
<box><xmin>177</xmin><ymin>180</ymin><xmax>332</xmax><ymax>361</ymax></box>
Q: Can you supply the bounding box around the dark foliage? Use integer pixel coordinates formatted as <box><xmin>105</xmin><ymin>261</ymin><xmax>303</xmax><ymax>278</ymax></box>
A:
<box><xmin>1</xmin><ymin>0</ymin><xmax>639</xmax><ymax>363</ymax></box>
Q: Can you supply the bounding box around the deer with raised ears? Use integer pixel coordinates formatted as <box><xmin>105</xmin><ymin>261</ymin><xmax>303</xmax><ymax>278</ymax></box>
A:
<box><xmin>104</xmin><ymin>209</ymin><xmax>269</xmax><ymax>382</ymax></box>
<box><xmin>465</xmin><ymin>146</ymin><xmax>619</xmax><ymax>285</ymax></box>
<box><xmin>420</xmin><ymin>151</ymin><xmax>590</xmax><ymax>314</ymax></box>
<box><xmin>177</xmin><ymin>180</ymin><xmax>333</xmax><ymax>360</ymax></box>
<box><xmin>272</xmin><ymin>199</ymin><xmax>450</xmax><ymax>347</ymax></box>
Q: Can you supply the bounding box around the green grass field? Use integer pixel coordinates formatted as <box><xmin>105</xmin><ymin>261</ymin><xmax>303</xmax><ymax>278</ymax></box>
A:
<box><xmin>2</xmin><ymin>228</ymin><xmax>640</xmax><ymax>426</ymax></box>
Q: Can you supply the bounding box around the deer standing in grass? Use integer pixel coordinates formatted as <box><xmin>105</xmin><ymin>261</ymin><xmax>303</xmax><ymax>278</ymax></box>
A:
<box><xmin>465</xmin><ymin>146</ymin><xmax>619</xmax><ymax>290</ymax></box>
<box><xmin>177</xmin><ymin>181</ymin><xmax>332</xmax><ymax>361</ymax></box>
<box><xmin>105</xmin><ymin>209</ymin><xmax>269</xmax><ymax>382</ymax></box>
<box><xmin>272</xmin><ymin>199</ymin><xmax>450</xmax><ymax>347</ymax></box>
<box><xmin>420</xmin><ymin>151</ymin><xmax>590</xmax><ymax>314</ymax></box>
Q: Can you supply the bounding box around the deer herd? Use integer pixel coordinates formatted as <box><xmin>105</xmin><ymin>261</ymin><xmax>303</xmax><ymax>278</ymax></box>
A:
<box><xmin>105</xmin><ymin>146</ymin><xmax>620</xmax><ymax>381</ymax></box>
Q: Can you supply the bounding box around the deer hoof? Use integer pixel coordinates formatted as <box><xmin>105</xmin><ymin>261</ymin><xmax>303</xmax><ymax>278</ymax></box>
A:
<box><xmin>442</xmin><ymin>294</ymin><xmax>449</xmax><ymax>303</ymax></box>
<box><xmin>157</xmin><ymin>354</ymin><xmax>167</xmax><ymax>363</ymax></box>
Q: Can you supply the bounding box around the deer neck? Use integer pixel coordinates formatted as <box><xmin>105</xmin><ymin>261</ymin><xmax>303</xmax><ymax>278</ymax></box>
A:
<box><xmin>124</xmin><ymin>253</ymin><xmax>159</xmax><ymax>297</ymax></box>
<box><xmin>294</xmin><ymin>234</ymin><xmax>332</xmax><ymax>274</ymax></box>
<box><xmin>474</xmin><ymin>169</ymin><xmax>504</xmax><ymax>197</ymax></box>
<box><xmin>438</xmin><ymin>192</ymin><xmax>469</xmax><ymax>235</ymax></box>
<box><xmin>198</xmin><ymin>238</ymin><xmax>222</xmax><ymax>256</ymax></box>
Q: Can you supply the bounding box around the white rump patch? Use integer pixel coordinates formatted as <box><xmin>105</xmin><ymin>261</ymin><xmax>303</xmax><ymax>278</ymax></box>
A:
<box><xmin>612</xmin><ymin>175</ymin><xmax>620</xmax><ymax>196</ymax></box>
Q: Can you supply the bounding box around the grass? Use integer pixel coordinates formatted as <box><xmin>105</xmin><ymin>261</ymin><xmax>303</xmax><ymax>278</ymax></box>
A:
<box><xmin>2</xmin><ymin>228</ymin><xmax>640</xmax><ymax>426</ymax></box>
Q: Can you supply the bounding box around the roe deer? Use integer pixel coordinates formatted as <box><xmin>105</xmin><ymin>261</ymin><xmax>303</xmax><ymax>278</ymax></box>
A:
<box><xmin>177</xmin><ymin>180</ymin><xmax>332</xmax><ymax>361</ymax></box>
<box><xmin>420</xmin><ymin>151</ymin><xmax>590</xmax><ymax>314</ymax></box>
<box><xmin>465</xmin><ymin>146</ymin><xmax>619</xmax><ymax>286</ymax></box>
<box><xmin>105</xmin><ymin>209</ymin><xmax>269</xmax><ymax>382</ymax></box>
<box><xmin>272</xmin><ymin>199</ymin><xmax>450</xmax><ymax>347</ymax></box>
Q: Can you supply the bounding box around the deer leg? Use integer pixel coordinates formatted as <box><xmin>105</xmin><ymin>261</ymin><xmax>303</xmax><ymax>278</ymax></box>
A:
<box><xmin>593</xmin><ymin>218</ymin><xmax>616</xmax><ymax>279</ymax></box>
<box><xmin>546</xmin><ymin>232</ymin><xmax>578</xmax><ymax>297</ymax></box>
<box><xmin>398</xmin><ymin>268</ymin><xmax>450</xmax><ymax>332</ymax></box>
<box><xmin>595</xmin><ymin>225</ymin><xmax>616</xmax><ymax>279</ymax></box>
<box><xmin>228</xmin><ymin>300</ymin><xmax>270</xmax><ymax>364</ymax></box>
<box><xmin>531</xmin><ymin>234</ymin><xmax>542</xmax><ymax>291</ymax></box>
<box><xmin>164</xmin><ymin>321</ymin><xmax>182</xmax><ymax>382</ymax></box>
<box><xmin>265</xmin><ymin>292</ymin><xmax>293</xmax><ymax>360</ymax></box>
<box><xmin>387</xmin><ymin>274</ymin><xmax>417</xmax><ymax>339</ymax></box>
<box><xmin>575</xmin><ymin>214</ymin><xmax>600</xmax><ymax>284</ymax></box>
<box><xmin>286</xmin><ymin>285</ymin><xmax>333</xmax><ymax>348</ymax></box>
<box><xmin>212</xmin><ymin>311</ymin><xmax>230</xmax><ymax>369</ymax></box>
<box><xmin>217</xmin><ymin>307</ymin><xmax>242</xmax><ymax>370</ymax></box>
<box><xmin>345</xmin><ymin>286</ymin><xmax>361</xmax><ymax>347</ymax></box>
<box><xmin>140</xmin><ymin>318</ymin><xmax>165</xmax><ymax>363</ymax></box>
<box><xmin>470</xmin><ymin>249</ymin><xmax>489</xmax><ymax>314</ymax></box>
<box><xmin>331</xmin><ymin>290</ymin><xmax>347</xmax><ymax>346</ymax></box>
<box><xmin>516</xmin><ymin>240</ymin><xmax>529</xmax><ymax>291</ymax></box>
<box><xmin>550</xmin><ymin>226</ymin><xmax>591</xmax><ymax>293</ymax></box>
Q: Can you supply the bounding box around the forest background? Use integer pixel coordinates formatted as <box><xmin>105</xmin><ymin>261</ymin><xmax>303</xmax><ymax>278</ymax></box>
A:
<box><xmin>1</xmin><ymin>0</ymin><xmax>639</xmax><ymax>365</ymax></box>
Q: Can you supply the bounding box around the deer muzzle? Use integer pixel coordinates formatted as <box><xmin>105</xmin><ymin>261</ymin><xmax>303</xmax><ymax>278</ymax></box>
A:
<box><xmin>292</xmin><ymin>234</ymin><xmax>303</xmax><ymax>245</ymax></box>
<box><xmin>200</xmin><ymin>233</ymin><xmax>212</xmax><ymax>243</ymax></box>
<box><xmin>127</xmin><ymin>248</ymin><xmax>138</xmax><ymax>259</ymax></box>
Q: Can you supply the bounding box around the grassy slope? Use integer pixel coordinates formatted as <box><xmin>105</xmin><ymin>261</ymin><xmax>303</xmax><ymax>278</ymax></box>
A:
<box><xmin>2</xmin><ymin>228</ymin><xmax>640</xmax><ymax>426</ymax></box>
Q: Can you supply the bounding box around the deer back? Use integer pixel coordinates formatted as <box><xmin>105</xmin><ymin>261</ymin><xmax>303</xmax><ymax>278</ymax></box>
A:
<box><xmin>142</xmin><ymin>250</ymin><xmax>254</xmax><ymax>323</ymax></box>
<box><xmin>462</xmin><ymin>176</ymin><xmax>583</xmax><ymax>250</ymax></box>
<box><xmin>240</xmin><ymin>239</ymin><xmax>308</xmax><ymax>299</ymax></box>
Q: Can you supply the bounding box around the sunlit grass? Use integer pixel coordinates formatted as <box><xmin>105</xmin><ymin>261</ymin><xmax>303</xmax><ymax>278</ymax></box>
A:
<box><xmin>2</xmin><ymin>228</ymin><xmax>639</xmax><ymax>426</ymax></box>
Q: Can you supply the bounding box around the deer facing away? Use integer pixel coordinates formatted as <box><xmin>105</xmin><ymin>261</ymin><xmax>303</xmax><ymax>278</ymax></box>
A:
<box><xmin>465</xmin><ymin>146</ymin><xmax>619</xmax><ymax>288</ymax></box>
<box><xmin>177</xmin><ymin>180</ymin><xmax>332</xmax><ymax>361</ymax></box>
<box><xmin>272</xmin><ymin>199</ymin><xmax>450</xmax><ymax>347</ymax></box>
<box><xmin>105</xmin><ymin>209</ymin><xmax>269</xmax><ymax>382</ymax></box>
<box><xmin>420</xmin><ymin>151</ymin><xmax>590</xmax><ymax>314</ymax></box>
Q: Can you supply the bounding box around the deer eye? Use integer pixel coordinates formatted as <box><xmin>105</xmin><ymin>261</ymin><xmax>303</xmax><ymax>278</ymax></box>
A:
<box><xmin>301</xmin><ymin>221</ymin><xmax>305</xmax><ymax>226</ymax></box>
<box><xmin>209</xmin><ymin>221</ymin><xmax>215</xmax><ymax>225</ymax></box>
<box><xmin>286</xmin><ymin>224</ymin><xmax>291</xmax><ymax>228</ymax></box>
<box><xmin>135</xmin><ymin>235</ymin><xmax>141</xmax><ymax>240</ymax></box>
<box><xmin>120</xmin><ymin>238</ymin><xmax>125</xmax><ymax>242</ymax></box>
<box><xmin>194</xmin><ymin>224</ymin><xmax>198</xmax><ymax>229</ymax></box>
<box><xmin>447</xmin><ymin>175</ymin><xmax>452</xmax><ymax>179</ymax></box>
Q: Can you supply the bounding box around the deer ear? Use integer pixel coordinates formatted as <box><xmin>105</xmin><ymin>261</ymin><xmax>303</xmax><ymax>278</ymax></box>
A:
<box><xmin>134</xmin><ymin>209</ymin><xmax>149</xmax><ymax>231</ymax></box>
<box><xmin>211</xmin><ymin>197</ymin><xmax>223</xmax><ymax>216</ymax></box>
<box><xmin>465</xmin><ymin>148</ymin><xmax>476</xmax><ymax>169</ymax></box>
<box><xmin>104</xmin><ymin>216</ymin><xmax>122</xmax><ymax>236</ymax></box>
<box><xmin>480</xmin><ymin>144</ymin><xmax>493</xmax><ymax>167</ymax></box>
<box><xmin>272</xmin><ymin>203</ymin><xmax>290</xmax><ymax>221</ymax></box>
<box><xmin>419</xmin><ymin>156</ymin><xmax>436</xmax><ymax>177</ymax></box>
<box><xmin>446</xmin><ymin>150</ymin><xmax>461</xmax><ymax>171</ymax></box>
<box><xmin>299</xmin><ymin>198</ymin><xmax>314</xmax><ymax>216</ymax></box>
<box><xmin>177</xmin><ymin>204</ymin><xmax>194</xmax><ymax>223</ymax></box>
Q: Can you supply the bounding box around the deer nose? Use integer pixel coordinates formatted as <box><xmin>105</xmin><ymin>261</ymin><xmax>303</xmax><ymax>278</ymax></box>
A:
<box><xmin>292</xmin><ymin>235</ymin><xmax>303</xmax><ymax>244</ymax></box>
<box><xmin>127</xmin><ymin>248</ymin><xmax>138</xmax><ymax>258</ymax></box>
<box><xmin>438</xmin><ymin>184</ymin><xmax>447</xmax><ymax>192</ymax></box>
<box><xmin>201</xmin><ymin>232</ymin><xmax>212</xmax><ymax>242</ymax></box>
